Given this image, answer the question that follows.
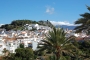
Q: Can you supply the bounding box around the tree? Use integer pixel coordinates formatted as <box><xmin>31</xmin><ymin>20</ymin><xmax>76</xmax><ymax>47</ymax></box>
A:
<box><xmin>3</xmin><ymin>44</ymin><xmax>34</xmax><ymax>60</ymax></box>
<box><xmin>0</xmin><ymin>24</ymin><xmax>14</xmax><ymax>31</ymax></box>
<box><xmin>0</xmin><ymin>20</ymin><xmax>38</xmax><ymax>31</ymax></box>
<box><xmin>2</xmin><ymin>48</ymin><xmax>11</xmax><ymax>60</ymax></box>
<box><xmin>14</xmin><ymin>48</ymin><xmax>34</xmax><ymax>60</ymax></box>
<box><xmin>37</xmin><ymin>27</ymin><xmax>76</xmax><ymax>60</ymax></box>
<box><xmin>19</xmin><ymin>43</ymin><xmax>24</xmax><ymax>48</ymax></box>
<box><xmin>12</xmin><ymin>43</ymin><xmax>34</xmax><ymax>60</ymax></box>
<box><xmin>77</xmin><ymin>40</ymin><xmax>90</xmax><ymax>59</ymax></box>
<box><xmin>74</xmin><ymin>6</ymin><xmax>90</xmax><ymax>34</ymax></box>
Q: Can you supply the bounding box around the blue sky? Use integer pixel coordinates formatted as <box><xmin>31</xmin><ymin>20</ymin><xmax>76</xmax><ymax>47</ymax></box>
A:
<box><xmin>0</xmin><ymin>0</ymin><xmax>90</xmax><ymax>25</ymax></box>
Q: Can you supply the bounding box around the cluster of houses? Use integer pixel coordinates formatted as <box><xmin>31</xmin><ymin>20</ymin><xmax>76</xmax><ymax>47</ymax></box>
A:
<box><xmin>0</xmin><ymin>23</ymin><xmax>89</xmax><ymax>56</ymax></box>
<box><xmin>0</xmin><ymin>24</ymin><xmax>51</xmax><ymax>55</ymax></box>
<box><xmin>65</xmin><ymin>28</ymin><xmax>90</xmax><ymax>40</ymax></box>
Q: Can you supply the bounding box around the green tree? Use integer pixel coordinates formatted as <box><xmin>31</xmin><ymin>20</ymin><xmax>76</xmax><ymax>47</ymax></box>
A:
<box><xmin>1</xmin><ymin>24</ymin><xmax>14</xmax><ymax>31</ymax></box>
<box><xmin>0</xmin><ymin>20</ymin><xmax>38</xmax><ymax>31</ymax></box>
<box><xmin>77</xmin><ymin>40</ymin><xmax>90</xmax><ymax>59</ymax></box>
<box><xmin>74</xmin><ymin>6</ymin><xmax>90</xmax><ymax>34</ymax></box>
<box><xmin>3</xmin><ymin>44</ymin><xmax>34</xmax><ymax>60</ymax></box>
<box><xmin>19</xmin><ymin>43</ymin><xmax>24</xmax><ymax>48</ymax></box>
<box><xmin>37</xmin><ymin>28</ymin><xmax>76</xmax><ymax>60</ymax></box>
<box><xmin>14</xmin><ymin>48</ymin><xmax>34</xmax><ymax>60</ymax></box>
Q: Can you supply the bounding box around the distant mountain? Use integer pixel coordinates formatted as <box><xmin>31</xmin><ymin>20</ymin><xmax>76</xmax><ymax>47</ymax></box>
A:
<box><xmin>55</xmin><ymin>25</ymin><xmax>77</xmax><ymax>30</ymax></box>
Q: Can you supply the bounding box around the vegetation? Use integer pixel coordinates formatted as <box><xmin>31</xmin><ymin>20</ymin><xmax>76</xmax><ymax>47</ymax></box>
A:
<box><xmin>37</xmin><ymin>27</ymin><xmax>78</xmax><ymax>60</ymax></box>
<box><xmin>36</xmin><ymin>27</ymin><xmax>90</xmax><ymax>60</ymax></box>
<box><xmin>0</xmin><ymin>20</ymin><xmax>38</xmax><ymax>31</ymax></box>
<box><xmin>38</xmin><ymin>20</ymin><xmax>54</xmax><ymax>28</ymax></box>
<box><xmin>74</xmin><ymin>6</ymin><xmax>90</xmax><ymax>34</ymax></box>
<box><xmin>3</xmin><ymin>44</ymin><xmax>34</xmax><ymax>60</ymax></box>
<box><xmin>14</xmin><ymin>48</ymin><xmax>34</xmax><ymax>60</ymax></box>
<box><xmin>0</xmin><ymin>20</ymin><xmax>53</xmax><ymax>31</ymax></box>
<box><xmin>2</xmin><ymin>48</ymin><xmax>9</xmax><ymax>57</ymax></box>
<box><xmin>69</xmin><ymin>40</ymin><xmax>90</xmax><ymax>60</ymax></box>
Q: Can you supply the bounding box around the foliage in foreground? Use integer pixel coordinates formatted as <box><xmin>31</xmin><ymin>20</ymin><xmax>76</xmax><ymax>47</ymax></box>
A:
<box><xmin>74</xmin><ymin>6</ymin><xmax>90</xmax><ymax>34</ymax></box>
<box><xmin>37</xmin><ymin>27</ymin><xmax>79</xmax><ymax>60</ymax></box>
<box><xmin>3</xmin><ymin>44</ymin><xmax>34</xmax><ymax>60</ymax></box>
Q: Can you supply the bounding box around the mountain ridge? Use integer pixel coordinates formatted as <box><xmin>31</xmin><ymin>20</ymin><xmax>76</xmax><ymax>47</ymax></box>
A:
<box><xmin>55</xmin><ymin>25</ymin><xmax>77</xmax><ymax>30</ymax></box>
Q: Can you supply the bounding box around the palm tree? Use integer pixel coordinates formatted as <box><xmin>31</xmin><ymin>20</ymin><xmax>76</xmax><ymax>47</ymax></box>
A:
<box><xmin>37</xmin><ymin>27</ymin><xmax>76</xmax><ymax>60</ymax></box>
<box><xmin>74</xmin><ymin>6</ymin><xmax>90</xmax><ymax>34</ymax></box>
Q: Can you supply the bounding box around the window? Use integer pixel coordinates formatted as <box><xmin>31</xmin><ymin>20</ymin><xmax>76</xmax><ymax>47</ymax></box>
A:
<box><xmin>28</xmin><ymin>43</ymin><xmax>32</xmax><ymax>48</ymax></box>
<box><xmin>9</xmin><ymin>43</ymin><xmax>11</xmax><ymax>47</ymax></box>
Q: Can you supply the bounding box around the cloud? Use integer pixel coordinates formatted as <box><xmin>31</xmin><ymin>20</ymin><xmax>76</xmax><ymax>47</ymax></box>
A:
<box><xmin>50</xmin><ymin>21</ymin><xmax>78</xmax><ymax>26</ymax></box>
<box><xmin>45</xmin><ymin>6</ymin><xmax>54</xmax><ymax>14</ymax></box>
<box><xmin>0</xmin><ymin>24</ymin><xmax>4</xmax><ymax>27</ymax></box>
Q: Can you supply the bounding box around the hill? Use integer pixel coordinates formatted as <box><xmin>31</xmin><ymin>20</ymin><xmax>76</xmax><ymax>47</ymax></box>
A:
<box><xmin>0</xmin><ymin>20</ymin><xmax>53</xmax><ymax>31</ymax></box>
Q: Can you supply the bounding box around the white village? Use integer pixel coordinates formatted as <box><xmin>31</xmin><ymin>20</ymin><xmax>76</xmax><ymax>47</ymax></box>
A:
<box><xmin>0</xmin><ymin>23</ymin><xmax>89</xmax><ymax>56</ymax></box>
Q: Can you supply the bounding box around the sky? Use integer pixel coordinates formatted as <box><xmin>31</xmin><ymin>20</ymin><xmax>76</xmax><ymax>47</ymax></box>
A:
<box><xmin>0</xmin><ymin>0</ymin><xmax>90</xmax><ymax>25</ymax></box>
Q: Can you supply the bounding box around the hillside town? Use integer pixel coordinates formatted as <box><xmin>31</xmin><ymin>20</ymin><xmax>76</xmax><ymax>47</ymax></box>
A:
<box><xmin>0</xmin><ymin>23</ymin><xmax>90</xmax><ymax>57</ymax></box>
<box><xmin>0</xmin><ymin>24</ymin><xmax>52</xmax><ymax>56</ymax></box>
